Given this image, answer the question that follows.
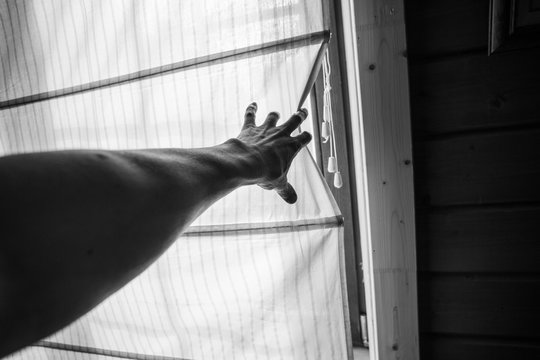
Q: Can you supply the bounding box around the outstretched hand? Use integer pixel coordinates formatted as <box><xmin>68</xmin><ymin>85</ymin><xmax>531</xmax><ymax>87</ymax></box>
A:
<box><xmin>234</xmin><ymin>102</ymin><xmax>312</xmax><ymax>204</ymax></box>
<box><xmin>0</xmin><ymin>101</ymin><xmax>312</xmax><ymax>358</ymax></box>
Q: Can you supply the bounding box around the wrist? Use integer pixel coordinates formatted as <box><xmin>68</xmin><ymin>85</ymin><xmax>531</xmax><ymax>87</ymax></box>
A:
<box><xmin>215</xmin><ymin>138</ymin><xmax>264</xmax><ymax>185</ymax></box>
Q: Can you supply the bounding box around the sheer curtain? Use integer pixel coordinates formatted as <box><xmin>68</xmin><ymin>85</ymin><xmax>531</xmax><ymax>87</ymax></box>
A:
<box><xmin>0</xmin><ymin>1</ymin><xmax>352</xmax><ymax>359</ymax></box>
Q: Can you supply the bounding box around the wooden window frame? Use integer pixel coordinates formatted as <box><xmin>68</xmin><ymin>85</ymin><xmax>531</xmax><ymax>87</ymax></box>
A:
<box><xmin>489</xmin><ymin>0</ymin><xmax>540</xmax><ymax>54</ymax></box>
<box><xmin>307</xmin><ymin>0</ymin><xmax>366</xmax><ymax>349</ymax></box>
<box><xmin>311</xmin><ymin>0</ymin><xmax>420</xmax><ymax>359</ymax></box>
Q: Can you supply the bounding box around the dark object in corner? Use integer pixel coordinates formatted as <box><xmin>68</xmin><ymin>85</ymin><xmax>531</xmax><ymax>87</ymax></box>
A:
<box><xmin>489</xmin><ymin>0</ymin><xmax>540</xmax><ymax>54</ymax></box>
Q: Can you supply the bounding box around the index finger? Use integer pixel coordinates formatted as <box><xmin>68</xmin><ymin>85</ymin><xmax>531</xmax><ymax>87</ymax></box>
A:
<box><xmin>280</xmin><ymin>108</ymin><xmax>308</xmax><ymax>134</ymax></box>
<box><xmin>242</xmin><ymin>102</ymin><xmax>258</xmax><ymax>129</ymax></box>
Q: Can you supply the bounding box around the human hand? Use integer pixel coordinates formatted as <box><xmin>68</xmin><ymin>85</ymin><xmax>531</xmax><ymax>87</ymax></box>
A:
<box><xmin>232</xmin><ymin>102</ymin><xmax>312</xmax><ymax>204</ymax></box>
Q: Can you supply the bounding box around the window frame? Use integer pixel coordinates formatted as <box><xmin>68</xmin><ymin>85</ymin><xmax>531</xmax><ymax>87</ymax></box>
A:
<box><xmin>309</xmin><ymin>25</ymin><xmax>367</xmax><ymax>353</ymax></box>
<box><xmin>309</xmin><ymin>0</ymin><xmax>421</xmax><ymax>359</ymax></box>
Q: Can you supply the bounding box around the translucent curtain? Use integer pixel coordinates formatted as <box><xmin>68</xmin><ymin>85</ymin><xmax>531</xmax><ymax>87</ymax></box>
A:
<box><xmin>1</xmin><ymin>1</ymin><xmax>352</xmax><ymax>359</ymax></box>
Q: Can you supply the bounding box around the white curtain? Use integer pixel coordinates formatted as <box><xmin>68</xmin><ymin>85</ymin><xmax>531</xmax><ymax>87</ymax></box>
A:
<box><xmin>0</xmin><ymin>1</ymin><xmax>352</xmax><ymax>359</ymax></box>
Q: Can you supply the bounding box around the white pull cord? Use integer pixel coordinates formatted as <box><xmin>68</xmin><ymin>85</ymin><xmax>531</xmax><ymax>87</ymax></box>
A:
<box><xmin>322</xmin><ymin>50</ymin><xmax>342</xmax><ymax>188</ymax></box>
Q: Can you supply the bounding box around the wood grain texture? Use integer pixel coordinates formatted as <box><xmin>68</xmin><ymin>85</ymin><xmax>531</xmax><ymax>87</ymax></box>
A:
<box><xmin>353</xmin><ymin>0</ymin><xmax>419</xmax><ymax>358</ymax></box>
<box><xmin>418</xmin><ymin>275</ymin><xmax>540</xmax><ymax>338</ymax></box>
<box><xmin>404</xmin><ymin>0</ymin><xmax>489</xmax><ymax>57</ymax></box>
<box><xmin>405</xmin><ymin>0</ymin><xmax>540</xmax><ymax>358</ymax></box>
<box><xmin>414</xmin><ymin>129</ymin><xmax>540</xmax><ymax>207</ymax></box>
<box><xmin>420</xmin><ymin>334</ymin><xmax>540</xmax><ymax>360</ymax></box>
<box><xmin>409</xmin><ymin>49</ymin><xmax>540</xmax><ymax>137</ymax></box>
<box><xmin>416</xmin><ymin>205</ymin><xmax>540</xmax><ymax>273</ymax></box>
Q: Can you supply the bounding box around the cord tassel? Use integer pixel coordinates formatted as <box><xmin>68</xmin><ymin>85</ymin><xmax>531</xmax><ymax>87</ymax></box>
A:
<box><xmin>334</xmin><ymin>171</ymin><xmax>343</xmax><ymax>188</ymax></box>
<box><xmin>321</xmin><ymin>121</ymin><xmax>330</xmax><ymax>142</ymax></box>
<box><xmin>328</xmin><ymin>156</ymin><xmax>337</xmax><ymax>173</ymax></box>
<box><xmin>322</xmin><ymin>49</ymin><xmax>341</xmax><ymax>188</ymax></box>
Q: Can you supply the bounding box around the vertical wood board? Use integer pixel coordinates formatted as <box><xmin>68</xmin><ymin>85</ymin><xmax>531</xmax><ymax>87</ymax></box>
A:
<box><xmin>352</xmin><ymin>0</ymin><xmax>419</xmax><ymax>358</ymax></box>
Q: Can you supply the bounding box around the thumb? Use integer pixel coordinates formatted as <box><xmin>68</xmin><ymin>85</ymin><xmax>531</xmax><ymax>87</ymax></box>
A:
<box><xmin>276</xmin><ymin>183</ymin><xmax>298</xmax><ymax>204</ymax></box>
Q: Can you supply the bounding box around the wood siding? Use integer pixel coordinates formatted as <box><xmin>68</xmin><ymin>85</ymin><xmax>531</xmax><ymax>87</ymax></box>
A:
<box><xmin>405</xmin><ymin>0</ymin><xmax>540</xmax><ymax>358</ymax></box>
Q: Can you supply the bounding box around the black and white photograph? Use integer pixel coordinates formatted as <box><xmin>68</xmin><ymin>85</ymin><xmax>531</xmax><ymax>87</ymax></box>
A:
<box><xmin>1</xmin><ymin>1</ymin><xmax>539</xmax><ymax>359</ymax></box>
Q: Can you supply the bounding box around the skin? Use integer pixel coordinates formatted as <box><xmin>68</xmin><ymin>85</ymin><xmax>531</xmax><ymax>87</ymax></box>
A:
<box><xmin>0</xmin><ymin>103</ymin><xmax>312</xmax><ymax>358</ymax></box>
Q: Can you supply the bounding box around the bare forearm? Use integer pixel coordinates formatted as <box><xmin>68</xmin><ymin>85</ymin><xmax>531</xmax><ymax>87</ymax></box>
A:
<box><xmin>0</xmin><ymin>143</ymin><xmax>247</xmax><ymax>256</ymax></box>
<box><xmin>0</xmin><ymin>103</ymin><xmax>310</xmax><ymax>357</ymax></box>
<box><xmin>0</xmin><ymin>142</ymin><xmax>253</xmax><ymax>356</ymax></box>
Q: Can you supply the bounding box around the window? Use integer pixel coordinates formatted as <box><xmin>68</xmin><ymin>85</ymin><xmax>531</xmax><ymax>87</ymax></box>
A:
<box><xmin>1</xmin><ymin>1</ymin><xmax>358</xmax><ymax>359</ymax></box>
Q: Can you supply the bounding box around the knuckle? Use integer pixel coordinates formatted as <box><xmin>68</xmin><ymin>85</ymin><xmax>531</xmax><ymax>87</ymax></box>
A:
<box><xmin>286</xmin><ymin>115</ymin><xmax>302</xmax><ymax>129</ymax></box>
<box><xmin>302</xmin><ymin>132</ymin><xmax>312</xmax><ymax>143</ymax></box>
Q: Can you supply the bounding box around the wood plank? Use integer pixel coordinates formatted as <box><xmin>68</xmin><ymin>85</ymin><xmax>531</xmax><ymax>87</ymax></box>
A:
<box><xmin>420</xmin><ymin>334</ymin><xmax>540</xmax><ymax>360</ymax></box>
<box><xmin>347</xmin><ymin>0</ymin><xmax>419</xmax><ymax>358</ymax></box>
<box><xmin>418</xmin><ymin>275</ymin><xmax>540</xmax><ymax>338</ymax></box>
<box><xmin>404</xmin><ymin>0</ymin><xmax>489</xmax><ymax>57</ymax></box>
<box><xmin>409</xmin><ymin>49</ymin><xmax>540</xmax><ymax>137</ymax></box>
<box><xmin>414</xmin><ymin>129</ymin><xmax>540</xmax><ymax>207</ymax></box>
<box><xmin>416</xmin><ymin>205</ymin><xmax>540</xmax><ymax>273</ymax></box>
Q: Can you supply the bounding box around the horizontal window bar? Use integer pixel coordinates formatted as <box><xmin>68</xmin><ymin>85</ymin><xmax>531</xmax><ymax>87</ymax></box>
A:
<box><xmin>34</xmin><ymin>341</ymin><xmax>191</xmax><ymax>360</ymax></box>
<box><xmin>0</xmin><ymin>30</ymin><xmax>330</xmax><ymax>111</ymax></box>
<box><xmin>181</xmin><ymin>215</ymin><xmax>344</xmax><ymax>236</ymax></box>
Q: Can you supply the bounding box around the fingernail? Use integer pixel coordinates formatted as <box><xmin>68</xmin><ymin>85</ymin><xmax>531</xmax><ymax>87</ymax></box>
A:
<box><xmin>250</xmin><ymin>102</ymin><xmax>258</xmax><ymax>109</ymax></box>
<box><xmin>298</xmin><ymin>108</ymin><xmax>308</xmax><ymax>118</ymax></box>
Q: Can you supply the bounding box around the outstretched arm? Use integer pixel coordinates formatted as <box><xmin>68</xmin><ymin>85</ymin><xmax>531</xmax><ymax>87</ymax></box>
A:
<box><xmin>0</xmin><ymin>103</ymin><xmax>311</xmax><ymax>358</ymax></box>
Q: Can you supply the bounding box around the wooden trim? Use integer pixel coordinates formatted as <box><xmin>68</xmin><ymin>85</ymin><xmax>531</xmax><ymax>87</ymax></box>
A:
<box><xmin>489</xmin><ymin>0</ymin><xmax>540</xmax><ymax>54</ymax></box>
<box><xmin>489</xmin><ymin>0</ymin><xmax>512</xmax><ymax>54</ymax></box>
<box><xmin>340</xmin><ymin>0</ymin><xmax>419</xmax><ymax>359</ymax></box>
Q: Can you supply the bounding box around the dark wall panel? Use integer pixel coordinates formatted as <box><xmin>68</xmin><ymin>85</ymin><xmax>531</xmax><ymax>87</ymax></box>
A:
<box><xmin>405</xmin><ymin>0</ymin><xmax>540</xmax><ymax>357</ymax></box>
<box><xmin>414</xmin><ymin>129</ymin><xmax>540</xmax><ymax>207</ymax></box>
<box><xmin>416</xmin><ymin>206</ymin><xmax>540</xmax><ymax>273</ymax></box>
<box><xmin>405</xmin><ymin>0</ymin><xmax>489</xmax><ymax>57</ymax></box>
<box><xmin>418</xmin><ymin>275</ymin><xmax>540</xmax><ymax>338</ymax></box>
<box><xmin>410</xmin><ymin>49</ymin><xmax>540</xmax><ymax>137</ymax></box>
<box><xmin>420</xmin><ymin>335</ymin><xmax>540</xmax><ymax>360</ymax></box>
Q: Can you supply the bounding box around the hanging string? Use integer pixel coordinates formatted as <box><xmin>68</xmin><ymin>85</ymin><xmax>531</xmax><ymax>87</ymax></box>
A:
<box><xmin>321</xmin><ymin>49</ymin><xmax>342</xmax><ymax>189</ymax></box>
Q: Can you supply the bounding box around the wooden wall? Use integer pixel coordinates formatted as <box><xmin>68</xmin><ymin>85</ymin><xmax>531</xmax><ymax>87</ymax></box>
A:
<box><xmin>404</xmin><ymin>0</ymin><xmax>540</xmax><ymax>358</ymax></box>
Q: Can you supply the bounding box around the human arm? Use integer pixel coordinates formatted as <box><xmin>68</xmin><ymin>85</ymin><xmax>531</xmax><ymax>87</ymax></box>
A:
<box><xmin>0</xmin><ymin>103</ymin><xmax>311</xmax><ymax>357</ymax></box>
